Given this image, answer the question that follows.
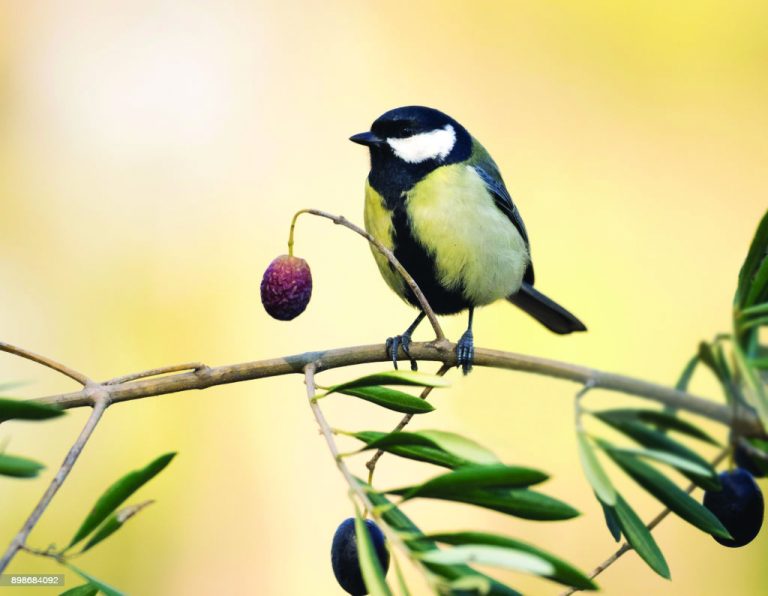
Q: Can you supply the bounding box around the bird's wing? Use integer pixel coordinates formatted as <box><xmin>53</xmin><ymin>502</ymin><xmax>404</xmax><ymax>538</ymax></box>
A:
<box><xmin>473</xmin><ymin>164</ymin><xmax>535</xmax><ymax>285</ymax></box>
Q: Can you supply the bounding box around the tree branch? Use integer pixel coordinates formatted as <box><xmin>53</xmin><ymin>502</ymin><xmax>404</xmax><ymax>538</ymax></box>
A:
<box><xmin>0</xmin><ymin>342</ymin><xmax>91</xmax><ymax>387</ymax></box>
<box><xmin>28</xmin><ymin>342</ymin><xmax>763</xmax><ymax>436</ymax></box>
<box><xmin>0</xmin><ymin>389</ymin><xmax>110</xmax><ymax>573</ymax></box>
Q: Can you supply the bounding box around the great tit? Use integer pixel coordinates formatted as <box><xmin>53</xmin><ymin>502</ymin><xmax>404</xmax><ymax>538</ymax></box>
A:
<box><xmin>350</xmin><ymin>106</ymin><xmax>586</xmax><ymax>374</ymax></box>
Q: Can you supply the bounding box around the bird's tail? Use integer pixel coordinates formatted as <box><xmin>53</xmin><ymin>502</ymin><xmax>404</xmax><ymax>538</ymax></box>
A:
<box><xmin>508</xmin><ymin>283</ymin><xmax>587</xmax><ymax>335</ymax></box>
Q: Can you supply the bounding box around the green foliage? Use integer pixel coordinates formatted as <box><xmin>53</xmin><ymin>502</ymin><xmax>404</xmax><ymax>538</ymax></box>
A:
<box><xmin>391</xmin><ymin>465</ymin><xmax>548</xmax><ymax>500</ymax></box>
<box><xmin>354</xmin><ymin>431</ymin><xmax>472</xmax><ymax>469</ymax></box>
<box><xmin>334</xmin><ymin>386</ymin><xmax>435</xmax><ymax>414</ymax></box>
<box><xmin>324</xmin><ymin>370</ymin><xmax>450</xmax><ymax>393</ymax></box>
<box><xmin>577</xmin><ymin>431</ymin><xmax>616</xmax><ymax>505</ymax></box>
<box><xmin>80</xmin><ymin>501</ymin><xmax>155</xmax><ymax>553</ymax></box>
<box><xmin>610</xmin><ymin>495</ymin><xmax>670</xmax><ymax>579</ymax></box>
<box><xmin>355</xmin><ymin>429</ymin><xmax>499</xmax><ymax>465</ymax></box>
<box><xmin>354</xmin><ymin>507</ymin><xmax>392</xmax><ymax>596</ymax></box>
<box><xmin>68</xmin><ymin>452</ymin><xmax>176</xmax><ymax>548</ymax></box>
<box><xmin>593</xmin><ymin>410</ymin><xmax>720</xmax><ymax>490</ymax></box>
<box><xmin>63</xmin><ymin>562</ymin><xmax>124</xmax><ymax>596</ymax></box>
<box><xmin>426</xmin><ymin>532</ymin><xmax>596</xmax><ymax>590</ymax></box>
<box><xmin>0</xmin><ymin>398</ymin><xmax>64</xmax><ymax>424</ymax></box>
<box><xmin>601</xmin><ymin>445</ymin><xmax>731</xmax><ymax>540</ymax></box>
<box><xmin>0</xmin><ymin>397</ymin><xmax>62</xmax><ymax>479</ymax></box>
<box><xmin>0</xmin><ymin>453</ymin><xmax>45</xmax><ymax>478</ymax></box>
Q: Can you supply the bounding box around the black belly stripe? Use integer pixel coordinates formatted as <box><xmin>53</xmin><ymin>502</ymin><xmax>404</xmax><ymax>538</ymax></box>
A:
<box><xmin>390</xmin><ymin>205</ymin><xmax>470</xmax><ymax>315</ymax></box>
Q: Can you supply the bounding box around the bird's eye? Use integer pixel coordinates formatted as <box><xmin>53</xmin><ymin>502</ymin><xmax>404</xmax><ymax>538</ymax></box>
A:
<box><xmin>400</xmin><ymin>127</ymin><xmax>415</xmax><ymax>137</ymax></box>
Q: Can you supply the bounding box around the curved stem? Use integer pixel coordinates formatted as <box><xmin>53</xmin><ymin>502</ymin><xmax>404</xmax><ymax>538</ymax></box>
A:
<box><xmin>289</xmin><ymin>209</ymin><xmax>445</xmax><ymax>342</ymax></box>
<box><xmin>30</xmin><ymin>341</ymin><xmax>763</xmax><ymax>436</ymax></box>
<box><xmin>0</xmin><ymin>342</ymin><xmax>91</xmax><ymax>386</ymax></box>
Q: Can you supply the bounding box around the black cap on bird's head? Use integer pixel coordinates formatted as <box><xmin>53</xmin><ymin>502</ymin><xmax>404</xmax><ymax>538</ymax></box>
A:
<box><xmin>350</xmin><ymin>106</ymin><xmax>472</xmax><ymax>169</ymax></box>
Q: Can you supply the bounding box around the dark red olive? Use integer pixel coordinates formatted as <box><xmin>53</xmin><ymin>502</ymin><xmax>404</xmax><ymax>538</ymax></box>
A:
<box><xmin>260</xmin><ymin>255</ymin><xmax>312</xmax><ymax>320</ymax></box>
<box><xmin>703</xmin><ymin>468</ymin><xmax>764</xmax><ymax>547</ymax></box>
<box><xmin>331</xmin><ymin>518</ymin><xmax>389</xmax><ymax>595</ymax></box>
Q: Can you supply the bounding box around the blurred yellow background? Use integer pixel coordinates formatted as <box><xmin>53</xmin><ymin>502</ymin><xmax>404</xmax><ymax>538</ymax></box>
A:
<box><xmin>1</xmin><ymin>1</ymin><xmax>766</xmax><ymax>594</ymax></box>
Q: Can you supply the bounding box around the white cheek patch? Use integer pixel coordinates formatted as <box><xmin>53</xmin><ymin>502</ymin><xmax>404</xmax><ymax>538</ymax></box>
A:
<box><xmin>387</xmin><ymin>124</ymin><xmax>456</xmax><ymax>164</ymax></box>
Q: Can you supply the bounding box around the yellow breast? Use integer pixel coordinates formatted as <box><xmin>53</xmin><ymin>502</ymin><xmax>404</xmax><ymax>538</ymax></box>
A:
<box><xmin>363</xmin><ymin>181</ymin><xmax>408</xmax><ymax>299</ymax></box>
<box><xmin>405</xmin><ymin>164</ymin><xmax>529</xmax><ymax>305</ymax></box>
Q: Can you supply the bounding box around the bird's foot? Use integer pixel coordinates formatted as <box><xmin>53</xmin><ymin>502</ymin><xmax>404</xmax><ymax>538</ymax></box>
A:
<box><xmin>456</xmin><ymin>329</ymin><xmax>474</xmax><ymax>375</ymax></box>
<box><xmin>385</xmin><ymin>332</ymin><xmax>418</xmax><ymax>371</ymax></box>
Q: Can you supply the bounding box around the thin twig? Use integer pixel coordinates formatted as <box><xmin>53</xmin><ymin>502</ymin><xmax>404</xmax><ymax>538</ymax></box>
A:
<box><xmin>560</xmin><ymin>448</ymin><xmax>730</xmax><ymax>596</ymax></box>
<box><xmin>30</xmin><ymin>342</ymin><xmax>764</xmax><ymax>437</ymax></box>
<box><xmin>106</xmin><ymin>362</ymin><xmax>208</xmax><ymax>385</ymax></box>
<box><xmin>0</xmin><ymin>390</ymin><xmax>110</xmax><ymax>573</ymax></box>
<box><xmin>290</xmin><ymin>209</ymin><xmax>446</xmax><ymax>343</ymax></box>
<box><xmin>303</xmin><ymin>364</ymin><xmax>424</xmax><ymax>582</ymax></box>
<box><xmin>366</xmin><ymin>363</ymin><xmax>452</xmax><ymax>483</ymax></box>
<box><xmin>0</xmin><ymin>342</ymin><xmax>91</xmax><ymax>386</ymax></box>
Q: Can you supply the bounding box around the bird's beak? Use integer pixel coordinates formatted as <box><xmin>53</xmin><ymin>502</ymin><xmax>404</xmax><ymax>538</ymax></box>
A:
<box><xmin>349</xmin><ymin>131</ymin><xmax>384</xmax><ymax>147</ymax></box>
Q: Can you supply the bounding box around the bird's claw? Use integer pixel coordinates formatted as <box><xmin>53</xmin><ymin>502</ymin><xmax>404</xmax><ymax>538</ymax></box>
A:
<box><xmin>456</xmin><ymin>329</ymin><xmax>474</xmax><ymax>375</ymax></box>
<box><xmin>385</xmin><ymin>333</ymin><xmax>418</xmax><ymax>371</ymax></box>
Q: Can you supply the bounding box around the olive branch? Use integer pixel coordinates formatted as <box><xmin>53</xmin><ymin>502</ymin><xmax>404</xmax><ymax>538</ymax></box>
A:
<box><xmin>1</xmin><ymin>208</ymin><xmax>766</xmax><ymax>595</ymax></box>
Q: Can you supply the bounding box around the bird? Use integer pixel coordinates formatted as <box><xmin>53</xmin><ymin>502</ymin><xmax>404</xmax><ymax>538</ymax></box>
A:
<box><xmin>350</xmin><ymin>106</ymin><xmax>586</xmax><ymax>374</ymax></box>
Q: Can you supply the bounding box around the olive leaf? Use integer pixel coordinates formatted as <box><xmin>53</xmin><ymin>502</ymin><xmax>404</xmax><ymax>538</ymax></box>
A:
<box><xmin>68</xmin><ymin>452</ymin><xmax>175</xmax><ymax>549</ymax></box>
<box><xmin>0</xmin><ymin>453</ymin><xmax>45</xmax><ymax>478</ymax></box>
<box><xmin>0</xmin><ymin>398</ymin><xmax>64</xmax><ymax>424</ymax></box>
<box><xmin>80</xmin><ymin>500</ymin><xmax>155</xmax><ymax>553</ymax></box>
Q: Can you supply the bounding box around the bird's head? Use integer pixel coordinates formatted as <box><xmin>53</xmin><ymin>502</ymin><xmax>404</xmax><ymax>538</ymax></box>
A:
<box><xmin>350</xmin><ymin>106</ymin><xmax>471</xmax><ymax>169</ymax></box>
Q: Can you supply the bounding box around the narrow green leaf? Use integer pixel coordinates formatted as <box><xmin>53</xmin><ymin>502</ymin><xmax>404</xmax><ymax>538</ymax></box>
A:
<box><xmin>593</xmin><ymin>413</ymin><xmax>719</xmax><ymax>490</ymax></box>
<box><xmin>735</xmin><ymin>208</ymin><xmax>768</xmax><ymax>308</ymax></box>
<box><xmin>336</xmin><ymin>386</ymin><xmax>435</xmax><ymax>414</ymax></box>
<box><xmin>388</xmin><ymin>486</ymin><xmax>579</xmax><ymax>520</ymax></box>
<box><xmin>446</xmin><ymin>575</ymin><xmax>492</xmax><ymax>594</ymax></box>
<box><xmin>68</xmin><ymin>452</ymin><xmax>176</xmax><ymax>548</ymax></box>
<box><xmin>326</xmin><ymin>370</ymin><xmax>450</xmax><ymax>394</ymax></box>
<box><xmin>354</xmin><ymin>431</ymin><xmax>471</xmax><ymax>468</ymax></box>
<box><xmin>63</xmin><ymin>563</ymin><xmax>124</xmax><ymax>596</ymax></box>
<box><xmin>603</xmin><ymin>449</ymin><xmax>731</xmax><ymax>540</ymax></box>
<box><xmin>0</xmin><ymin>453</ymin><xmax>45</xmax><ymax>478</ymax></box>
<box><xmin>418</xmin><ymin>431</ymin><xmax>499</xmax><ymax>465</ymax></box>
<box><xmin>356</xmin><ymin>430</ymin><xmax>498</xmax><ymax>466</ymax></box>
<box><xmin>396</xmin><ymin>465</ymin><xmax>548</xmax><ymax>500</ymax></box>
<box><xmin>0</xmin><ymin>398</ymin><xmax>64</xmax><ymax>424</ymax></box>
<box><xmin>599</xmin><ymin>499</ymin><xmax>622</xmax><ymax>542</ymax></box>
<box><xmin>427</xmin><ymin>532</ymin><xmax>597</xmax><ymax>590</ymax></box>
<box><xmin>420</xmin><ymin>545</ymin><xmax>554</xmax><ymax>576</ymax></box>
<box><xmin>595</xmin><ymin>408</ymin><xmax>718</xmax><ymax>445</ymax></box>
<box><xmin>354</xmin><ymin>510</ymin><xmax>392</xmax><ymax>596</ymax></box>
<box><xmin>577</xmin><ymin>432</ymin><xmax>616</xmax><ymax>505</ymax></box>
<box><xmin>595</xmin><ymin>441</ymin><xmax>713</xmax><ymax>477</ymax></box>
<box><xmin>675</xmin><ymin>354</ymin><xmax>700</xmax><ymax>392</ymax></box>
<box><xmin>390</xmin><ymin>553</ymin><xmax>412</xmax><ymax>596</ymax></box>
<box><xmin>745</xmin><ymin>255</ymin><xmax>768</xmax><ymax>309</ymax></box>
<box><xmin>59</xmin><ymin>584</ymin><xmax>99</xmax><ymax>596</ymax></box>
<box><xmin>611</xmin><ymin>495</ymin><xmax>670</xmax><ymax>579</ymax></box>
<box><xmin>364</xmin><ymin>486</ymin><xmax>522</xmax><ymax>596</ymax></box>
<box><xmin>81</xmin><ymin>500</ymin><xmax>155</xmax><ymax>553</ymax></box>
